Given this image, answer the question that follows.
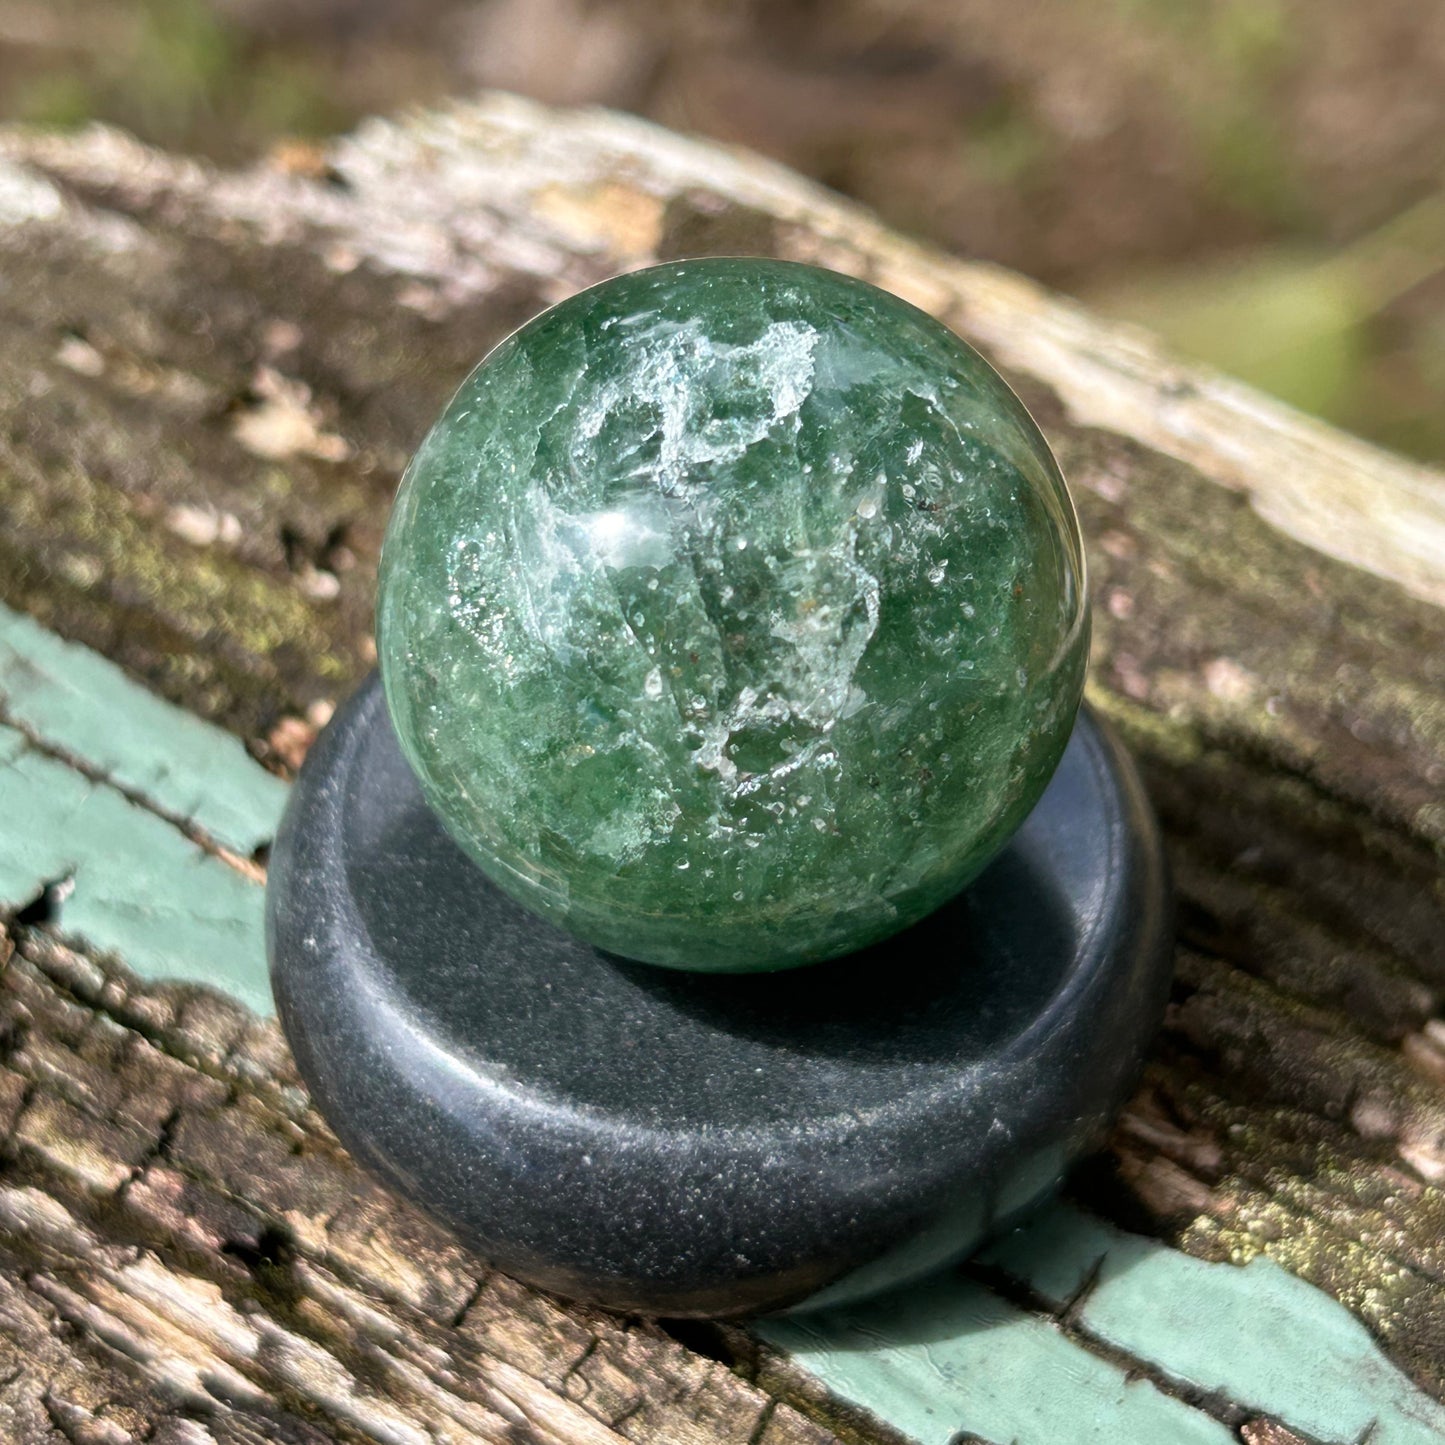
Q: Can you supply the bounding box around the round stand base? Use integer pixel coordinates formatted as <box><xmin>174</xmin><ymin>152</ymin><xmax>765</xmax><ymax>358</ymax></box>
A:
<box><xmin>267</xmin><ymin>675</ymin><xmax>1172</xmax><ymax>1318</ymax></box>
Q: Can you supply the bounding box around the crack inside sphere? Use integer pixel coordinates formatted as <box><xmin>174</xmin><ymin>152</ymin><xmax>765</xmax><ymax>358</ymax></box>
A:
<box><xmin>378</xmin><ymin>259</ymin><xmax>1088</xmax><ymax>971</ymax></box>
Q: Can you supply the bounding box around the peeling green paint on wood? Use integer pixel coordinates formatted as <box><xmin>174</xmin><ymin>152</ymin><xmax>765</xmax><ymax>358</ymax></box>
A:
<box><xmin>981</xmin><ymin>1204</ymin><xmax>1445</xmax><ymax>1445</ymax></box>
<box><xmin>0</xmin><ymin>603</ymin><xmax>289</xmax><ymax>855</ymax></box>
<box><xmin>764</xmin><ymin>1199</ymin><xmax>1445</xmax><ymax>1445</ymax></box>
<box><xmin>0</xmin><ymin>724</ymin><xmax>273</xmax><ymax>1014</ymax></box>
<box><xmin>0</xmin><ymin>600</ymin><xmax>282</xmax><ymax>1013</ymax></box>
<box><xmin>761</xmin><ymin>1274</ymin><xmax>1237</xmax><ymax>1445</ymax></box>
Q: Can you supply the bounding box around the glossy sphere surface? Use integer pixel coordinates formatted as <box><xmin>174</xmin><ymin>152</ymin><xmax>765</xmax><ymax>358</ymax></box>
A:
<box><xmin>378</xmin><ymin>260</ymin><xmax>1087</xmax><ymax>970</ymax></box>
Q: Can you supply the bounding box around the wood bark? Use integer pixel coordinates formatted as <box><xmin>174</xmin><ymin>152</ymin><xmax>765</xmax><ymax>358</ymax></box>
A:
<box><xmin>0</xmin><ymin>925</ymin><xmax>870</xmax><ymax>1444</ymax></box>
<box><xmin>0</xmin><ymin>94</ymin><xmax>1443</xmax><ymax>1432</ymax></box>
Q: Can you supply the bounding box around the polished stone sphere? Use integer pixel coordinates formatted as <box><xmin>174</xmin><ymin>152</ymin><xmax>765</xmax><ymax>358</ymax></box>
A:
<box><xmin>378</xmin><ymin>259</ymin><xmax>1087</xmax><ymax>971</ymax></box>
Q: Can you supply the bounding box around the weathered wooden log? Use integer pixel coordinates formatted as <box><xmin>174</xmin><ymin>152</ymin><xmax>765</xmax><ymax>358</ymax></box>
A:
<box><xmin>0</xmin><ymin>94</ymin><xmax>1442</xmax><ymax>1441</ymax></box>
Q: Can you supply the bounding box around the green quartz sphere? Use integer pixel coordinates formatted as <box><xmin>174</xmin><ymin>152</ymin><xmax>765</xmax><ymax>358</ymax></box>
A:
<box><xmin>378</xmin><ymin>259</ymin><xmax>1088</xmax><ymax>972</ymax></box>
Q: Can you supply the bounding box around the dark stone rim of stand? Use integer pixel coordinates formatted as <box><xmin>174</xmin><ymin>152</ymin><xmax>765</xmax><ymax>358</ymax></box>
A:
<box><xmin>267</xmin><ymin>673</ymin><xmax>1172</xmax><ymax>1319</ymax></box>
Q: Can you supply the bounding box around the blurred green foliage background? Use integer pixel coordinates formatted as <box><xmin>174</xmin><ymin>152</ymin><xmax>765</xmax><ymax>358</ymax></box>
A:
<box><xmin>3</xmin><ymin>0</ymin><xmax>1443</xmax><ymax>462</ymax></box>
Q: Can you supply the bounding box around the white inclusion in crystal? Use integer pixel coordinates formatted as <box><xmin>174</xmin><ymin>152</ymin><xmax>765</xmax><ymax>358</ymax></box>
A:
<box><xmin>643</xmin><ymin>666</ymin><xmax>665</xmax><ymax>700</ymax></box>
<box><xmin>855</xmin><ymin>474</ymin><xmax>886</xmax><ymax>520</ymax></box>
<box><xmin>692</xmin><ymin>545</ymin><xmax>878</xmax><ymax>796</ymax></box>
<box><xmin>577</xmin><ymin>319</ymin><xmax>818</xmax><ymax>495</ymax></box>
<box><xmin>770</xmin><ymin>545</ymin><xmax>880</xmax><ymax>728</ymax></box>
<box><xmin>585</xmin><ymin>787</ymin><xmax>681</xmax><ymax>861</ymax></box>
<box><xmin>510</xmin><ymin>489</ymin><xmax>592</xmax><ymax>662</ymax></box>
<box><xmin>571</xmin><ymin>505</ymin><xmax>675</xmax><ymax>572</ymax></box>
<box><xmin>446</xmin><ymin>537</ymin><xmax>518</xmax><ymax>671</ymax></box>
<box><xmin>692</xmin><ymin>684</ymin><xmax>785</xmax><ymax>788</ymax></box>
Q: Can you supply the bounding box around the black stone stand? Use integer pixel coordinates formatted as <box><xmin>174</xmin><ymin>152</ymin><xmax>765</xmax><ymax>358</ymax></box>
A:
<box><xmin>267</xmin><ymin>673</ymin><xmax>1173</xmax><ymax>1319</ymax></box>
